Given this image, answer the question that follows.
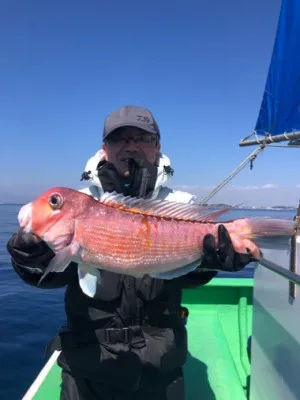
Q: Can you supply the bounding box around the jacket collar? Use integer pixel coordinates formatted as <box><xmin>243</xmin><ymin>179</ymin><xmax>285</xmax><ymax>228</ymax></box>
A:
<box><xmin>81</xmin><ymin>149</ymin><xmax>174</xmax><ymax>199</ymax></box>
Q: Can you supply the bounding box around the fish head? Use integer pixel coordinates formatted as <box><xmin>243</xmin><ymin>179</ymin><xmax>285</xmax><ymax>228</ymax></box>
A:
<box><xmin>18</xmin><ymin>187</ymin><xmax>80</xmax><ymax>251</ymax></box>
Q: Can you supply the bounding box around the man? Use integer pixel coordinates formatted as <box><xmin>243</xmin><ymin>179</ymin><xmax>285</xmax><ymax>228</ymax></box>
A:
<box><xmin>7</xmin><ymin>106</ymin><xmax>252</xmax><ymax>400</ymax></box>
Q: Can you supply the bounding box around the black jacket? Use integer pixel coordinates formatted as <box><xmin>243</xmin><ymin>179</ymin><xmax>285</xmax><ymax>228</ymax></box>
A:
<box><xmin>10</xmin><ymin>250</ymin><xmax>216</xmax><ymax>389</ymax></box>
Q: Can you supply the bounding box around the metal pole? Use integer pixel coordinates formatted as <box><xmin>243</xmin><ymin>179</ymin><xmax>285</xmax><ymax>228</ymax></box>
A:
<box><xmin>259</xmin><ymin>258</ymin><xmax>300</xmax><ymax>287</ymax></box>
<box><xmin>239</xmin><ymin>131</ymin><xmax>300</xmax><ymax>147</ymax></box>
<box><xmin>199</xmin><ymin>145</ymin><xmax>265</xmax><ymax>205</ymax></box>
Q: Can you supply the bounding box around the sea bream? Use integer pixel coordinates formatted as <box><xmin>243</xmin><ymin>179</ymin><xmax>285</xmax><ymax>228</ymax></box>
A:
<box><xmin>17</xmin><ymin>187</ymin><xmax>294</xmax><ymax>295</ymax></box>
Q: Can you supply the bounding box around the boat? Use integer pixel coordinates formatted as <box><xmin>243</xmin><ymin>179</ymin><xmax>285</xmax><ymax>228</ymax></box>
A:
<box><xmin>21</xmin><ymin>0</ymin><xmax>300</xmax><ymax>398</ymax></box>
<box><xmin>237</xmin><ymin>0</ymin><xmax>300</xmax><ymax>398</ymax></box>
<box><xmin>22</xmin><ymin>277</ymin><xmax>254</xmax><ymax>400</ymax></box>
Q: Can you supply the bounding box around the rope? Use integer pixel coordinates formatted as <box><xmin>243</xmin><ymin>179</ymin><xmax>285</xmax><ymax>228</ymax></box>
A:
<box><xmin>198</xmin><ymin>145</ymin><xmax>265</xmax><ymax>205</ymax></box>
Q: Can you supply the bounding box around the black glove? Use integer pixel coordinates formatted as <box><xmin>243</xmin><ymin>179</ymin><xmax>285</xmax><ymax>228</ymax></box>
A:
<box><xmin>7</xmin><ymin>230</ymin><xmax>54</xmax><ymax>271</ymax></box>
<box><xmin>124</xmin><ymin>151</ymin><xmax>158</xmax><ymax>198</ymax></box>
<box><xmin>200</xmin><ymin>224</ymin><xmax>254</xmax><ymax>272</ymax></box>
<box><xmin>97</xmin><ymin>152</ymin><xmax>158</xmax><ymax>198</ymax></box>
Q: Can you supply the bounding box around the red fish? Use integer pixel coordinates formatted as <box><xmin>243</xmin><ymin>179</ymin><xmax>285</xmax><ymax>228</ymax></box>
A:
<box><xmin>17</xmin><ymin>187</ymin><xmax>294</xmax><ymax>286</ymax></box>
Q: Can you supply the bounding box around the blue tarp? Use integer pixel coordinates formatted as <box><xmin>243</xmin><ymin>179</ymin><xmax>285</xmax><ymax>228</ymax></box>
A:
<box><xmin>254</xmin><ymin>0</ymin><xmax>300</xmax><ymax>136</ymax></box>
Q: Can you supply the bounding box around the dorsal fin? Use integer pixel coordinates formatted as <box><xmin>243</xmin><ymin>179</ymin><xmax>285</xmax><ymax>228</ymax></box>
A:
<box><xmin>99</xmin><ymin>191</ymin><xmax>231</xmax><ymax>222</ymax></box>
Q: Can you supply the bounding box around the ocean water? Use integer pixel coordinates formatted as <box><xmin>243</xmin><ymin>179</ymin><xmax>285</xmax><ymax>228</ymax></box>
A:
<box><xmin>0</xmin><ymin>204</ymin><xmax>296</xmax><ymax>400</ymax></box>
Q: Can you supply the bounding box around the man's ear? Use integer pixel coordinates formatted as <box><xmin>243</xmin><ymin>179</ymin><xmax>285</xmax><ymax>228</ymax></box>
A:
<box><xmin>102</xmin><ymin>143</ymin><xmax>108</xmax><ymax>160</ymax></box>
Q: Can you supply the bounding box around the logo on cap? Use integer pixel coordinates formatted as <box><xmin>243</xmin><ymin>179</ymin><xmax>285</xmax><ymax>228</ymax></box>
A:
<box><xmin>137</xmin><ymin>115</ymin><xmax>151</xmax><ymax>124</ymax></box>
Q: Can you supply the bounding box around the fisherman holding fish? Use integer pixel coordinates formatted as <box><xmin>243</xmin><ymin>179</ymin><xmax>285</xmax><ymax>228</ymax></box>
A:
<box><xmin>7</xmin><ymin>106</ymin><xmax>257</xmax><ymax>399</ymax></box>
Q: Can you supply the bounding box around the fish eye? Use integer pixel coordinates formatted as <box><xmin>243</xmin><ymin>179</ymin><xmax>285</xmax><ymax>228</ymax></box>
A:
<box><xmin>49</xmin><ymin>193</ymin><xmax>64</xmax><ymax>209</ymax></box>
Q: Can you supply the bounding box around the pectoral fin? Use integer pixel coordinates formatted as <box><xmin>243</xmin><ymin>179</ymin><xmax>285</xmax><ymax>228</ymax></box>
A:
<box><xmin>150</xmin><ymin>259</ymin><xmax>202</xmax><ymax>280</ymax></box>
<box><xmin>78</xmin><ymin>265</ymin><xmax>102</xmax><ymax>298</ymax></box>
<box><xmin>38</xmin><ymin>243</ymin><xmax>79</xmax><ymax>285</ymax></box>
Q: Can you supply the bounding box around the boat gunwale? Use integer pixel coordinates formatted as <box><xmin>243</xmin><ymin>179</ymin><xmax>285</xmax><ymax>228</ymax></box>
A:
<box><xmin>22</xmin><ymin>350</ymin><xmax>61</xmax><ymax>400</ymax></box>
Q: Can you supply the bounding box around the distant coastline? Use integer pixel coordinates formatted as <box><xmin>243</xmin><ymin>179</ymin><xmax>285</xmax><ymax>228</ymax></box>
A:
<box><xmin>200</xmin><ymin>203</ymin><xmax>297</xmax><ymax>210</ymax></box>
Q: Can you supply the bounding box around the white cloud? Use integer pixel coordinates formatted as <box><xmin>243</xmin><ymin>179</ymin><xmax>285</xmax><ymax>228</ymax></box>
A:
<box><xmin>261</xmin><ymin>184</ymin><xmax>279</xmax><ymax>189</ymax></box>
<box><xmin>231</xmin><ymin>185</ymin><xmax>260</xmax><ymax>191</ymax></box>
<box><xmin>230</xmin><ymin>183</ymin><xmax>280</xmax><ymax>190</ymax></box>
<box><xmin>174</xmin><ymin>184</ymin><xmax>214</xmax><ymax>191</ymax></box>
<box><xmin>296</xmin><ymin>184</ymin><xmax>300</xmax><ymax>189</ymax></box>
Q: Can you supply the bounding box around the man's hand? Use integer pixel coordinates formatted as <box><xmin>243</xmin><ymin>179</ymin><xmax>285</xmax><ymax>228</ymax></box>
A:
<box><xmin>200</xmin><ymin>225</ymin><xmax>254</xmax><ymax>272</ymax></box>
<box><xmin>7</xmin><ymin>230</ymin><xmax>54</xmax><ymax>270</ymax></box>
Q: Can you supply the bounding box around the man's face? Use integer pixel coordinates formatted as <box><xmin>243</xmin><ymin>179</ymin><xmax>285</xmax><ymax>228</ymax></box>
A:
<box><xmin>102</xmin><ymin>127</ymin><xmax>161</xmax><ymax>176</ymax></box>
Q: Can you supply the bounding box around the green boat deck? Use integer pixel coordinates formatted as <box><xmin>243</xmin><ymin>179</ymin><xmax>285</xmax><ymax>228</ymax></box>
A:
<box><xmin>24</xmin><ymin>277</ymin><xmax>253</xmax><ymax>400</ymax></box>
<box><xmin>183</xmin><ymin>278</ymin><xmax>253</xmax><ymax>400</ymax></box>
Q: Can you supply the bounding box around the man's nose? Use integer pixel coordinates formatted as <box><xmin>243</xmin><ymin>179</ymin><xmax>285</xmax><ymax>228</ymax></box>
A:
<box><xmin>123</xmin><ymin>139</ymin><xmax>139</xmax><ymax>151</ymax></box>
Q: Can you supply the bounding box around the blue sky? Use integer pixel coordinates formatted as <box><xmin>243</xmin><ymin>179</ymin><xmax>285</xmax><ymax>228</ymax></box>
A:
<box><xmin>1</xmin><ymin>0</ymin><xmax>299</xmax><ymax>206</ymax></box>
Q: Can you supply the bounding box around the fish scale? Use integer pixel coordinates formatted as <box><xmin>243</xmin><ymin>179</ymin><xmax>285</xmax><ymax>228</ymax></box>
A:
<box><xmin>75</xmin><ymin>210</ymin><xmax>213</xmax><ymax>274</ymax></box>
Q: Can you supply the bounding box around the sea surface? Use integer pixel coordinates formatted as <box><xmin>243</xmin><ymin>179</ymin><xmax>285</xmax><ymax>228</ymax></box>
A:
<box><xmin>0</xmin><ymin>204</ymin><xmax>296</xmax><ymax>400</ymax></box>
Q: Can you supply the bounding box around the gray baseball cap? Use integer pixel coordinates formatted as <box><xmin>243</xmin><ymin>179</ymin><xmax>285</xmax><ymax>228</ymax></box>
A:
<box><xmin>103</xmin><ymin>105</ymin><xmax>160</xmax><ymax>141</ymax></box>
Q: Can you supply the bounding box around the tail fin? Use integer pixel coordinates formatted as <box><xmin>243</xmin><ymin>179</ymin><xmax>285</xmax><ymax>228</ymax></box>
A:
<box><xmin>232</xmin><ymin>217</ymin><xmax>294</xmax><ymax>239</ymax></box>
<box><xmin>224</xmin><ymin>217</ymin><xmax>294</xmax><ymax>260</ymax></box>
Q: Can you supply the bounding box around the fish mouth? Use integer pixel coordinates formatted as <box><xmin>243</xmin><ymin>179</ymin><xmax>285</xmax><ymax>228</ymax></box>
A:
<box><xmin>18</xmin><ymin>203</ymin><xmax>32</xmax><ymax>233</ymax></box>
